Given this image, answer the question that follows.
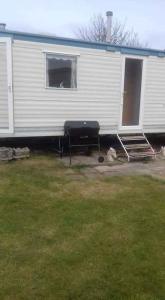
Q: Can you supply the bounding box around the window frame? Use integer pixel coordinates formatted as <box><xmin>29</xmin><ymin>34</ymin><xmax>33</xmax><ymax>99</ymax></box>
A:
<box><xmin>44</xmin><ymin>51</ymin><xmax>78</xmax><ymax>90</ymax></box>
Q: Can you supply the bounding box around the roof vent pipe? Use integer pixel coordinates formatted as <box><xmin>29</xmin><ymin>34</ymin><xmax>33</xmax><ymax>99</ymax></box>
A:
<box><xmin>0</xmin><ymin>23</ymin><xmax>6</xmax><ymax>31</ymax></box>
<box><xmin>106</xmin><ymin>11</ymin><xmax>113</xmax><ymax>43</ymax></box>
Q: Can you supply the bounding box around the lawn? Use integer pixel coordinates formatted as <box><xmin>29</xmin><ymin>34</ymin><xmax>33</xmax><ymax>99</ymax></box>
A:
<box><xmin>0</xmin><ymin>154</ymin><xmax>165</xmax><ymax>300</ymax></box>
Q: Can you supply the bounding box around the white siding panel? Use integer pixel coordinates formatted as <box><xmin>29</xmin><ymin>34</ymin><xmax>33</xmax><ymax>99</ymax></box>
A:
<box><xmin>0</xmin><ymin>43</ymin><xmax>8</xmax><ymax>128</ymax></box>
<box><xmin>143</xmin><ymin>57</ymin><xmax>165</xmax><ymax>132</ymax></box>
<box><xmin>12</xmin><ymin>40</ymin><xmax>122</xmax><ymax>134</ymax></box>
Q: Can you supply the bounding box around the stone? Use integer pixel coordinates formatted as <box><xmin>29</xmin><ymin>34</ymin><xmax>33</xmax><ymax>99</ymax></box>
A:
<box><xmin>161</xmin><ymin>146</ymin><xmax>165</xmax><ymax>157</ymax></box>
<box><xmin>107</xmin><ymin>147</ymin><xmax>117</xmax><ymax>162</ymax></box>
<box><xmin>107</xmin><ymin>151</ymin><xmax>114</xmax><ymax>162</ymax></box>
<box><xmin>13</xmin><ymin>147</ymin><xmax>30</xmax><ymax>159</ymax></box>
<box><xmin>0</xmin><ymin>147</ymin><xmax>13</xmax><ymax>161</ymax></box>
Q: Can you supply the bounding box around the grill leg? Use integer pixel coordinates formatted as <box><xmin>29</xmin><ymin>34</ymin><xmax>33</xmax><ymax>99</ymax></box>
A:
<box><xmin>98</xmin><ymin>135</ymin><xmax>101</xmax><ymax>154</ymax></box>
<box><xmin>69</xmin><ymin>135</ymin><xmax>72</xmax><ymax>166</ymax></box>
<box><xmin>59</xmin><ymin>136</ymin><xmax>63</xmax><ymax>158</ymax></box>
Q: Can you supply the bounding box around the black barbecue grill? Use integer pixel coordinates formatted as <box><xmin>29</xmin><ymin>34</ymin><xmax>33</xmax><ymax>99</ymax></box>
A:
<box><xmin>64</xmin><ymin>121</ymin><xmax>100</xmax><ymax>165</ymax></box>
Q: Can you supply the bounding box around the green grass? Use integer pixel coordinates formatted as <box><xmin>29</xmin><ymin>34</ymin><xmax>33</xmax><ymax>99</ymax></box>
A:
<box><xmin>0</xmin><ymin>154</ymin><xmax>165</xmax><ymax>300</ymax></box>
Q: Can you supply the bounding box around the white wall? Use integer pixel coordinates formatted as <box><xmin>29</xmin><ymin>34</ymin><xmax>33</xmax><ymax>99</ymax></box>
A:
<box><xmin>143</xmin><ymin>56</ymin><xmax>165</xmax><ymax>132</ymax></box>
<box><xmin>1</xmin><ymin>38</ymin><xmax>165</xmax><ymax>137</ymax></box>
<box><xmin>12</xmin><ymin>39</ymin><xmax>122</xmax><ymax>136</ymax></box>
<box><xmin>0</xmin><ymin>42</ymin><xmax>8</xmax><ymax>129</ymax></box>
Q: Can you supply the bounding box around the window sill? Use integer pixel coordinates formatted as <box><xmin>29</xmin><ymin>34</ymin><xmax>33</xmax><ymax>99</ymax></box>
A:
<box><xmin>45</xmin><ymin>87</ymin><xmax>78</xmax><ymax>91</ymax></box>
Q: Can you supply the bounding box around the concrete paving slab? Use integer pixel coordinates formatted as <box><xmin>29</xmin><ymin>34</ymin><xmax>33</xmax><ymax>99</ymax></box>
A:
<box><xmin>94</xmin><ymin>166</ymin><xmax>113</xmax><ymax>173</ymax></box>
<box><xmin>58</xmin><ymin>152</ymin><xmax>165</xmax><ymax>179</ymax></box>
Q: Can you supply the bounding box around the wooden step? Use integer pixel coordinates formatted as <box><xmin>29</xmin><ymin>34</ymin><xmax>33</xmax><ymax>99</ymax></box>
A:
<box><xmin>125</xmin><ymin>143</ymin><xmax>150</xmax><ymax>150</ymax></box>
<box><xmin>120</xmin><ymin>135</ymin><xmax>145</xmax><ymax>141</ymax></box>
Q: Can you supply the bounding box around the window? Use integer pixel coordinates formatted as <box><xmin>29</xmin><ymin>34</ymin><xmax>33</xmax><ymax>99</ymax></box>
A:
<box><xmin>46</xmin><ymin>54</ymin><xmax>77</xmax><ymax>89</ymax></box>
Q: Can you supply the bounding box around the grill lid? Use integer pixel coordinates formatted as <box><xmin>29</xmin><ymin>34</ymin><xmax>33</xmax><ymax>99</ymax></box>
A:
<box><xmin>64</xmin><ymin>121</ymin><xmax>100</xmax><ymax>136</ymax></box>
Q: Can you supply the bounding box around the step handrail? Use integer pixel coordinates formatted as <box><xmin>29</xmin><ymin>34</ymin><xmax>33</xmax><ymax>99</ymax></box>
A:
<box><xmin>117</xmin><ymin>132</ymin><xmax>156</xmax><ymax>162</ymax></box>
<box><xmin>117</xmin><ymin>134</ymin><xmax>130</xmax><ymax>162</ymax></box>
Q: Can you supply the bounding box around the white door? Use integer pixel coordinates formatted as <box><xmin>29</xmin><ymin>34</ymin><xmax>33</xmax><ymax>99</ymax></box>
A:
<box><xmin>120</xmin><ymin>56</ymin><xmax>145</xmax><ymax>130</ymax></box>
<box><xmin>0</xmin><ymin>37</ymin><xmax>13</xmax><ymax>133</ymax></box>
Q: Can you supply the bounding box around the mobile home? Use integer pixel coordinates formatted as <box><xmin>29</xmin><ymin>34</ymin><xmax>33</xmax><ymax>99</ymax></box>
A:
<box><xmin>0</xmin><ymin>25</ymin><xmax>165</xmax><ymax>142</ymax></box>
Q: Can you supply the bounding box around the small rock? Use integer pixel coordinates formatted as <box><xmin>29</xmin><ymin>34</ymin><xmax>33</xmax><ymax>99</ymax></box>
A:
<box><xmin>107</xmin><ymin>147</ymin><xmax>117</xmax><ymax>162</ymax></box>
<box><xmin>0</xmin><ymin>147</ymin><xmax>13</xmax><ymax>161</ymax></box>
<box><xmin>13</xmin><ymin>147</ymin><xmax>30</xmax><ymax>159</ymax></box>
<box><xmin>161</xmin><ymin>146</ymin><xmax>165</xmax><ymax>157</ymax></box>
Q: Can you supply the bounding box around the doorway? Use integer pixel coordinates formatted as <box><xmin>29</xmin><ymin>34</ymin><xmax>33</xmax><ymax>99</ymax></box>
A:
<box><xmin>121</xmin><ymin>58</ymin><xmax>143</xmax><ymax>127</ymax></box>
